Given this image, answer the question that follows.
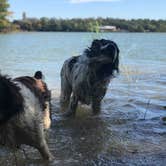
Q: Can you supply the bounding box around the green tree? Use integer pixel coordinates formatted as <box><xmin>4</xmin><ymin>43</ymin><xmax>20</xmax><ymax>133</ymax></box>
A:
<box><xmin>12</xmin><ymin>17</ymin><xmax>166</xmax><ymax>32</ymax></box>
<box><xmin>0</xmin><ymin>0</ymin><xmax>11</xmax><ymax>31</ymax></box>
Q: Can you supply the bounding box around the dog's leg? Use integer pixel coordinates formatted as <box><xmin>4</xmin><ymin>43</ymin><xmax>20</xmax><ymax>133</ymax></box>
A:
<box><xmin>18</xmin><ymin>123</ymin><xmax>53</xmax><ymax>161</ymax></box>
<box><xmin>63</xmin><ymin>94</ymin><xmax>78</xmax><ymax>117</ymax></box>
<box><xmin>60</xmin><ymin>79</ymin><xmax>72</xmax><ymax>112</ymax></box>
<box><xmin>37</xmin><ymin>138</ymin><xmax>53</xmax><ymax>161</ymax></box>
<box><xmin>21</xmin><ymin>119</ymin><xmax>53</xmax><ymax>161</ymax></box>
<box><xmin>19</xmin><ymin>128</ymin><xmax>53</xmax><ymax>161</ymax></box>
<box><xmin>92</xmin><ymin>98</ymin><xmax>101</xmax><ymax>114</ymax></box>
<box><xmin>34</xmin><ymin>127</ymin><xmax>53</xmax><ymax>161</ymax></box>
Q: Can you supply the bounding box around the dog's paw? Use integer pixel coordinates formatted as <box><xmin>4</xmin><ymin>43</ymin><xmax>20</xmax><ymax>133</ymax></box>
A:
<box><xmin>43</xmin><ymin>153</ymin><xmax>54</xmax><ymax>162</ymax></box>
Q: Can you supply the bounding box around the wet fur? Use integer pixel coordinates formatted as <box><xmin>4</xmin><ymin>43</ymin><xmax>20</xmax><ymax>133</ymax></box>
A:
<box><xmin>60</xmin><ymin>39</ymin><xmax>119</xmax><ymax>117</ymax></box>
<box><xmin>0</xmin><ymin>74</ymin><xmax>52</xmax><ymax>160</ymax></box>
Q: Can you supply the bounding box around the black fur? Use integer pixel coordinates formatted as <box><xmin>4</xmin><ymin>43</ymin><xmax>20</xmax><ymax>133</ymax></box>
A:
<box><xmin>34</xmin><ymin>71</ymin><xmax>43</xmax><ymax>79</ymax></box>
<box><xmin>0</xmin><ymin>75</ymin><xmax>24</xmax><ymax>124</ymax></box>
<box><xmin>60</xmin><ymin>39</ymin><xmax>120</xmax><ymax>117</ymax></box>
<box><xmin>68</xmin><ymin>56</ymin><xmax>79</xmax><ymax>71</ymax></box>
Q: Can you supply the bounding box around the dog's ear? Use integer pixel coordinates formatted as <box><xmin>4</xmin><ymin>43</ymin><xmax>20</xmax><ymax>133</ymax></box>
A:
<box><xmin>110</xmin><ymin>41</ymin><xmax>120</xmax><ymax>54</ymax></box>
<box><xmin>34</xmin><ymin>71</ymin><xmax>43</xmax><ymax>80</ymax></box>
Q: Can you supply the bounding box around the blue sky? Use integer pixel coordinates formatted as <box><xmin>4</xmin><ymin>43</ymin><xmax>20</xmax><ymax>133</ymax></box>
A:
<box><xmin>9</xmin><ymin>0</ymin><xmax>166</xmax><ymax>20</ymax></box>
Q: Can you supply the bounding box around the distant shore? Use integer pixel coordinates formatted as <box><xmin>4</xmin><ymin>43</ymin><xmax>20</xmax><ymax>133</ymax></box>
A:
<box><xmin>1</xmin><ymin>17</ymin><xmax>166</xmax><ymax>33</ymax></box>
<box><xmin>1</xmin><ymin>31</ymin><xmax>166</xmax><ymax>34</ymax></box>
<box><xmin>10</xmin><ymin>17</ymin><xmax>166</xmax><ymax>33</ymax></box>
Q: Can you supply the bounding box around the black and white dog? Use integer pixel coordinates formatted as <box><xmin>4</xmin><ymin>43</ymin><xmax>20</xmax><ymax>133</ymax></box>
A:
<box><xmin>60</xmin><ymin>39</ymin><xmax>119</xmax><ymax>117</ymax></box>
<box><xmin>0</xmin><ymin>72</ymin><xmax>52</xmax><ymax>160</ymax></box>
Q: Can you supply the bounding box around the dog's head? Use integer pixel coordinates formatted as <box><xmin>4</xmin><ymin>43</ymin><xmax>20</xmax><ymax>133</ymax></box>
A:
<box><xmin>85</xmin><ymin>39</ymin><xmax>119</xmax><ymax>78</ymax></box>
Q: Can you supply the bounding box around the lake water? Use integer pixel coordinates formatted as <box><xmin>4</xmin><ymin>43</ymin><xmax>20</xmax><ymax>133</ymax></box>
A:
<box><xmin>0</xmin><ymin>32</ymin><xmax>166</xmax><ymax>165</ymax></box>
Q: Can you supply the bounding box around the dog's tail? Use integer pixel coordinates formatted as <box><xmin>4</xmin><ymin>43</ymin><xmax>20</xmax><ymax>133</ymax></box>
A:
<box><xmin>0</xmin><ymin>74</ymin><xmax>24</xmax><ymax>124</ymax></box>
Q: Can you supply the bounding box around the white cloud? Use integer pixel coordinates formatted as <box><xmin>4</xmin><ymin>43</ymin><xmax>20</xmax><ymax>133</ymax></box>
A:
<box><xmin>70</xmin><ymin>0</ymin><xmax>120</xmax><ymax>3</ymax></box>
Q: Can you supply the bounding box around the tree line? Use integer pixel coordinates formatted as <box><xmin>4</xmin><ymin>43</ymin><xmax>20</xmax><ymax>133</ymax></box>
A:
<box><xmin>12</xmin><ymin>17</ymin><xmax>166</xmax><ymax>32</ymax></box>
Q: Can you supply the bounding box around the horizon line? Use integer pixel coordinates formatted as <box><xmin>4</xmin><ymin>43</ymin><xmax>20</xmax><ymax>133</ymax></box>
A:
<box><xmin>11</xmin><ymin>15</ymin><xmax>166</xmax><ymax>21</ymax></box>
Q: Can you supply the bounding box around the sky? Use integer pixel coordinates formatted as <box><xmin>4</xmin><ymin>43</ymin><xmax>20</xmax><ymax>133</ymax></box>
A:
<box><xmin>9</xmin><ymin>0</ymin><xmax>166</xmax><ymax>20</ymax></box>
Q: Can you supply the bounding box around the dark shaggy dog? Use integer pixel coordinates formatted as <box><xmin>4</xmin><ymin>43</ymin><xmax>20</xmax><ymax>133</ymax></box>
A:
<box><xmin>60</xmin><ymin>39</ymin><xmax>119</xmax><ymax>117</ymax></box>
<box><xmin>0</xmin><ymin>72</ymin><xmax>52</xmax><ymax>160</ymax></box>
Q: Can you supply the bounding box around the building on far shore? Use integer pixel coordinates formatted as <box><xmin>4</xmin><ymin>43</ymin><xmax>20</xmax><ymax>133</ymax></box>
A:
<box><xmin>22</xmin><ymin>12</ymin><xmax>27</xmax><ymax>20</ymax></box>
<box><xmin>99</xmin><ymin>25</ymin><xmax>118</xmax><ymax>32</ymax></box>
<box><xmin>22</xmin><ymin>12</ymin><xmax>37</xmax><ymax>21</ymax></box>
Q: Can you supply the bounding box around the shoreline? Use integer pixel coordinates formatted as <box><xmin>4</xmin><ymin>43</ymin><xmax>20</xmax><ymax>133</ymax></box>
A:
<box><xmin>1</xmin><ymin>31</ymin><xmax>166</xmax><ymax>34</ymax></box>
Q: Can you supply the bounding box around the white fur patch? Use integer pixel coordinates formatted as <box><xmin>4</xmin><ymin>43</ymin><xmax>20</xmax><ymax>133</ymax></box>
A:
<box><xmin>14</xmin><ymin>81</ymin><xmax>42</xmax><ymax>125</ymax></box>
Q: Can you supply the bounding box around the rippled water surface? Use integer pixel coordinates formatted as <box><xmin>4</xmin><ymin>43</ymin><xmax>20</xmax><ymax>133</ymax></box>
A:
<box><xmin>0</xmin><ymin>32</ymin><xmax>166</xmax><ymax>165</ymax></box>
